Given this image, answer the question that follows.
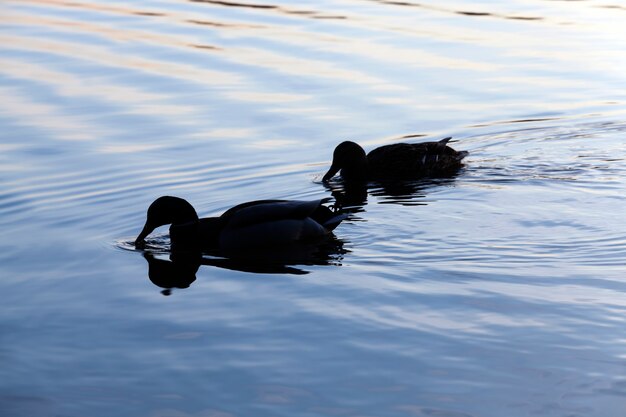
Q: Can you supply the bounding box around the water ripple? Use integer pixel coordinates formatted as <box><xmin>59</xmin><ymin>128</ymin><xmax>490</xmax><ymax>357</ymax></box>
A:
<box><xmin>2</xmin><ymin>1</ymin><xmax>626</xmax><ymax>415</ymax></box>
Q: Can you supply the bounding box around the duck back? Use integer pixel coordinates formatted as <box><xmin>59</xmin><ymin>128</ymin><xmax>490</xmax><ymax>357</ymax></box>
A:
<box><xmin>367</xmin><ymin>140</ymin><xmax>466</xmax><ymax>179</ymax></box>
<box><xmin>222</xmin><ymin>200</ymin><xmax>321</xmax><ymax>228</ymax></box>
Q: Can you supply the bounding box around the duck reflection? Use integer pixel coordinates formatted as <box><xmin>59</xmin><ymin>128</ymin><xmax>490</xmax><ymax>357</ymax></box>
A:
<box><xmin>324</xmin><ymin>174</ymin><xmax>463</xmax><ymax>213</ymax></box>
<box><xmin>142</xmin><ymin>236</ymin><xmax>347</xmax><ymax>295</ymax></box>
<box><xmin>144</xmin><ymin>252</ymin><xmax>199</xmax><ymax>296</ymax></box>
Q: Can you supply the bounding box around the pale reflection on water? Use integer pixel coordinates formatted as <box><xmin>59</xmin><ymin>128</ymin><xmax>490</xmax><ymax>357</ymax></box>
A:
<box><xmin>1</xmin><ymin>0</ymin><xmax>626</xmax><ymax>416</ymax></box>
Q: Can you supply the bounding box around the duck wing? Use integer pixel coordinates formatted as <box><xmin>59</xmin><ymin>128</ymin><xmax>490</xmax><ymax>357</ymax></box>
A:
<box><xmin>219</xmin><ymin>200</ymin><xmax>335</xmax><ymax>250</ymax></box>
<box><xmin>367</xmin><ymin>138</ymin><xmax>467</xmax><ymax>178</ymax></box>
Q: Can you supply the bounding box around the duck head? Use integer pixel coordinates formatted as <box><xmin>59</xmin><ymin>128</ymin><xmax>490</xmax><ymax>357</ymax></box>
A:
<box><xmin>322</xmin><ymin>141</ymin><xmax>368</xmax><ymax>182</ymax></box>
<box><xmin>135</xmin><ymin>196</ymin><xmax>199</xmax><ymax>247</ymax></box>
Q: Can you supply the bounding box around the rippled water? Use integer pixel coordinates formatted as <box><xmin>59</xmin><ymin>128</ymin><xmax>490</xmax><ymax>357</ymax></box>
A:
<box><xmin>1</xmin><ymin>1</ymin><xmax>626</xmax><ymax>416</ymax></box>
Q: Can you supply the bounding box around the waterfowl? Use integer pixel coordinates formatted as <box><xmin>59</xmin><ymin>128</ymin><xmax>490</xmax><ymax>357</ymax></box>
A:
<box><xmin>322</xmin><ymin>137</ymin><xmax>468</xmax><ymax>182</ymax></box>
<box><xmin>135</xmin><ymin>196</ymin><xmax>346</xmax><ymax>252</ymax></box>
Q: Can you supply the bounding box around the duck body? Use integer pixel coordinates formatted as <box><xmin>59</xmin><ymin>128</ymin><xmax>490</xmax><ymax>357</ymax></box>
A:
<box><xmin>322</xmin><ymin>138</ymin><xmax>468</xmax><ymax>182</ymax></box>
<box><xmin>135</xmin><ymin>196</ymin><xmax>346</xmax><ymax>253</ymax></box>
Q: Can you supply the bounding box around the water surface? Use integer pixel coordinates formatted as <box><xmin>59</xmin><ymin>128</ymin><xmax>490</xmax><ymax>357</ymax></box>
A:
<box><xmin>1</xmin><ymin>0</ymin><xmax>626</xmax><ymax>416</ymax></box>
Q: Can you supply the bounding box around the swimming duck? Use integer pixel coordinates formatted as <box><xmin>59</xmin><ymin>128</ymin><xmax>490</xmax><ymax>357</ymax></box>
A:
<box><xmin>134</xmin><ymin>196</ymin><xmax>346</xmax><ymax>252</ymax></box>
<box><xmin>322</xmin><ymin>137</ymin><xmax>468</xmax><ymax>182</ymax></box>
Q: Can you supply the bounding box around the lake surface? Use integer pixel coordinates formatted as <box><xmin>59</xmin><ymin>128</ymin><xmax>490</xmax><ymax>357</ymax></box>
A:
<box><xmin>1</xmin><ymin>0</ymin><xmax>626</xmax><ymax>416</ymax></box>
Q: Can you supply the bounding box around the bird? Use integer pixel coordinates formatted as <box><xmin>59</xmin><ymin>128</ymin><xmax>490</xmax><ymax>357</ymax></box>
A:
<box><xmin>322</xmin><ymin>137</ymin><xmax>468</xmax><ymax>182</ymax></box>
<box><xmin>134</xmin><ymin>196</ymin><xmax>346</xmax><ymax>253</ymax></box>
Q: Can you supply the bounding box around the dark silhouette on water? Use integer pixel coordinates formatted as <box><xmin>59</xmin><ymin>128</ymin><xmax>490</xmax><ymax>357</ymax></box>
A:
<box><xmin>141</xmin><ymin>235</ymin><xmax>348</xmax><ymax>294</ymax></box>
<box><xmin>322</xmin><ymin>137</ymin><xmax>468</xmax><ymax>182</ymax></box>
<box><xmin>144</xmin><ymin>251</ymin><xmax>199</xmax><ymax>296</ymax></box>
<box><xmin>324</xmin><ymin>175</ymin><xmax>462</xmax><ymax>214</ymax></box>
<box><xmin>135</xmin><ymin>197</ymin><xmax>347</xmax><ymax>253</ymax></box>
<box><xmin>132</xmin><ymin>196</ymin><xmax>349</xmax><ymax>292</ymax></box>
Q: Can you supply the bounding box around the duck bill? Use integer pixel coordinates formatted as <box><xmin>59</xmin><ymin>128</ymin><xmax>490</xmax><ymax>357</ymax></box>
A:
<box><xmin>135</xmin><ymin>223</ymin><xmax>154</xmax><ymax>247</ymax></box>
<box><xmin>322</xmin><ymin>164</ymin><xmax>340</xmax><ymax>182</ymax></box>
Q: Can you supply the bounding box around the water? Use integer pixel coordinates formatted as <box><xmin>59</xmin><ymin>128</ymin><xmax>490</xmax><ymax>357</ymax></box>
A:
<box><xmin>1</xmin><ymin>0</ymin><xmax>625</xmax><ymax>416</ymax></box>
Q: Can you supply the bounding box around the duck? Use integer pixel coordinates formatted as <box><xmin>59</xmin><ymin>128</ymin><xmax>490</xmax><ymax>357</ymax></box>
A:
<box><xmin>134</xmin><ymin>196</ymin><xmax>346</xmax><ymax>252</ymax></box>
<box><xmin>322</xmin><ymin>137</ymin><xmax>468</xmax><ymax>182</ymax></box>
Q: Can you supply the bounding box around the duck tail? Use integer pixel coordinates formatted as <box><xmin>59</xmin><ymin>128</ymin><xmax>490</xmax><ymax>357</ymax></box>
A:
<box><xmin>437</xmin><ymin>137</ymin><xmax>452</xmax><ymax>147</ymax></box>
<box><xmin>323</xmin><ymin>213</ymin><xmax>348</xmax><ymax>231</ymax></box>
<box><xmin>455</xmin><ymin>150</ymin><xmax>469</xmax><ymax>161</ymax></box>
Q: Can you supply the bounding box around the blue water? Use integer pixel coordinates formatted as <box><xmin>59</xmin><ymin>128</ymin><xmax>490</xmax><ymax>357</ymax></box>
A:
<box><xmin>1</xmin><ymin>1</ymin><xmax>626</xmax><ymax>416</ymax></box>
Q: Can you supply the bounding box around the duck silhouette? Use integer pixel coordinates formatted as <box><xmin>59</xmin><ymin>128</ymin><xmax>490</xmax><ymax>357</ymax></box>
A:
<box><xmin>140</xmin><ymin>232</ymin><xmax>348</xmax><ymax>295</ymax></box>
<box><xmin>322</xmin><ymin>137</ymin><xmax>468</xmax><ymax>182</ymax></box>
<box><xmin>135</xmin><ymin>196</ymin><xmax>347</xmax><ymax>253</ymax></box>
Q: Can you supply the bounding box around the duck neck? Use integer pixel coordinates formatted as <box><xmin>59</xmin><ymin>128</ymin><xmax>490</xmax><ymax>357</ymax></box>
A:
<box><xmin>169</xmin><ymin>217</ymin><xmax>222</xmax><ymax>250</ymax></box>
<box><xmin>341</xmin><ymin>158</ymin><xmax>368</xmax><ymax>181</ymax></box>
<box><xmin>169</xmin><ymin>220</ymin><xmax>200</xmax><ymax>250</ymax></box>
